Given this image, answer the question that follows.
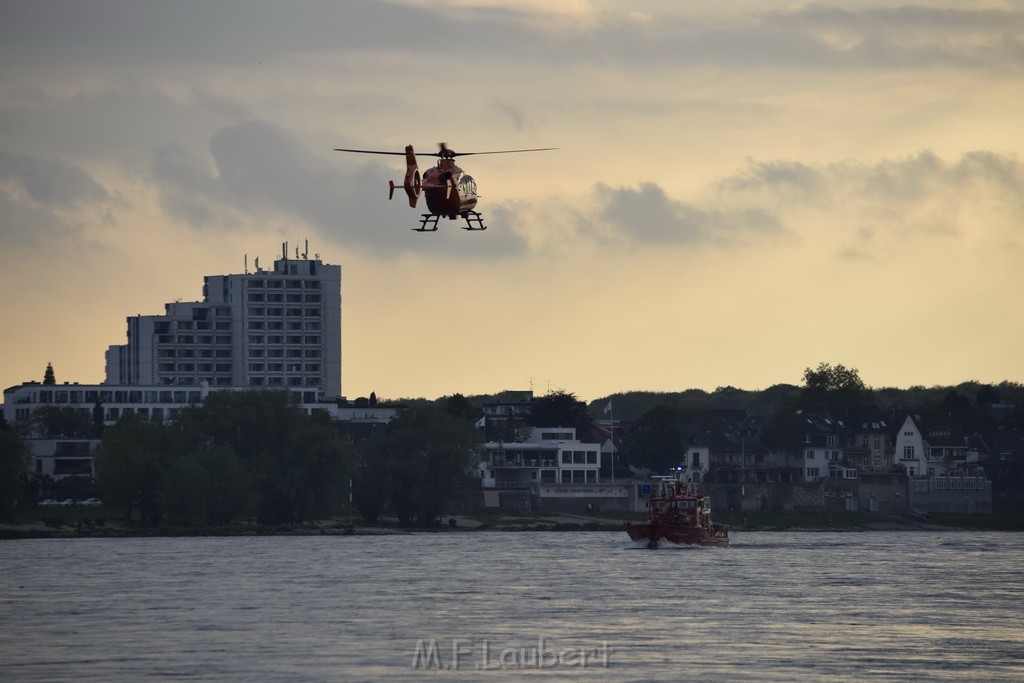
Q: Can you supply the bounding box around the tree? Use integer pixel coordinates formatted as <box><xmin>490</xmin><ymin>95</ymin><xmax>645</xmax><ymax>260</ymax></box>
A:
<box><xmin>352</xmin><ymin>446</ymin><xmax>392</xmax><ymax>523</ymax></box>
<box><xmin>94</xmin><ymin>413</ymin><xmax>169</xmax><ymax>524</ymax></box>
<box><xmin>29</xmin><ymin>405</ymin><xmax>95</xmax><ymax>438</ymax></box>
<box><xmin>198</xmin><ymin>445</ymin><xmax>253</xmax><ymax>525</ymax></box>
<box><xmin>197</xmin><ymin>390</ymin><xmax>350</xmax><ymax>524</ymax></box>
<box><xmin>443</xmin><ymin>393</ymin><xmax>477</xmax><ymax>421</ymax></box>
<box><xmin>364</xmin><ymin>406</ymin><xmax>482</xmax><ymax>526</ymax></box>
<box><xmin>527</xmin><ymin>391</ymin><xmax>594</xmax><ymax>434</ymax></box>
<box><xmin>161</xmin><ymin>454</ymin><xmax>209</xmax><ymax>525</ymax></box>
<box><xmin>0</xmin><ymin>429</ymin><xmax>30</xmax><ymax>519</ymax></box>
<box><xmin>801</xmin><ymin>362</ymin><xmax>873</xmax><ymax>406</ymax></box>
<box><xmin>623</xmin><ymin>405</ymin><xmax>685</xmax><ymax>473</ymax></box>
<box><xmin>43</xmin><ymin>362</ymin><xmax>55</xmax><ymax>385</ymax></box>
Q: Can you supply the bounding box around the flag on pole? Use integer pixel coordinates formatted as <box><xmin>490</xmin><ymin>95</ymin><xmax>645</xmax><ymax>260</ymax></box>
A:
<box><xmin>604</xmin><ymin>400</ymin><xmax>612</xmax><ymax>415</ymax></box>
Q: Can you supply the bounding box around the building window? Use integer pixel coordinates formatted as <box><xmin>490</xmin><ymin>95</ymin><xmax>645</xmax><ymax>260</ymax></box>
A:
<box><xmin>904</xmin><ymin>445</ymin><xmax>915</xmax><ymax>459</ymax></box>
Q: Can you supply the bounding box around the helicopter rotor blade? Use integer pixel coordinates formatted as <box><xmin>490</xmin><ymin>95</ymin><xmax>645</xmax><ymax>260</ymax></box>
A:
<box><xmin>335</xmin><ymin>144</ymin><xmax>557</xmax><ymax>159</ymax></box>
<box><xmin>333</xmin><ymin>147</ymin><xmax>410</xmax><ymax>156</ymax></box>
<box><xmin>428</xmin><ymin>143</ymin><xmax>557</xmax><ymax>159</ymax></box>
<box><xmin>443</xmin><ymin>147</ymin><xmax>558</xmax><ymax>157</ymax></box>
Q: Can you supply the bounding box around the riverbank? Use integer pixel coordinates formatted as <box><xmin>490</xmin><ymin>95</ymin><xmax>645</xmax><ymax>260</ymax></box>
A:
<box><xmin>2</xmin><ymin>507</ymin><xmax>1021</xmax><ymax>540</ymax></box>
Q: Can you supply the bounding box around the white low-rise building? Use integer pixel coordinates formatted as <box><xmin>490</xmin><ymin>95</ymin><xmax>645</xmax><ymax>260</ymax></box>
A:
<box><xmin>480</xmin><ymin>427</ymin><xmax>602</xmax><ymax>489</ymax></box>
<box><xmin>894</xmin><ymin>414</ymin><xmax>974</xmax><ymax>478</ymax></box>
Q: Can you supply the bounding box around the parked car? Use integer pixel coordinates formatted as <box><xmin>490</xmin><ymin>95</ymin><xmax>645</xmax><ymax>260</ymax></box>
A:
<box><xmin>81</xmin><ymin>498</ymin><xmax>103</xmax><ymax>507</ymax></box>
<box><xmin>39</xmin><ymin>499</ymin><xmax>60</xmax><ymax>507</ymax></box>
<box><xmin>57</xmin><ymin>499</ymin><xmax>74</xmax><ymax>507</ymax></box>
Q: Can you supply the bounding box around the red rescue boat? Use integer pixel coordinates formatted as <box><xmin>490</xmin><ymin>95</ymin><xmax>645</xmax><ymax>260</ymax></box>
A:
<box><xmin>625</xmin><ymin>478</ymin><xmax>730</xmax><ymax>549</ymax></box>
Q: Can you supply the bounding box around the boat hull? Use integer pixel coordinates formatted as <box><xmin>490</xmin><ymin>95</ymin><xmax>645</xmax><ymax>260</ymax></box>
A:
<box><xmin>625</xmin><ymin>521</ymin><xmax>729</xmax><ymax>548</ymax></box>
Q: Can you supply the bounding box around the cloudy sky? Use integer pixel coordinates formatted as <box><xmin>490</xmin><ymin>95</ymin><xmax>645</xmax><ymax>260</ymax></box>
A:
<box><xmin>2</xmin><ymin>0</ymin><xmax>1023</xmax><ymax>402</ymax></box>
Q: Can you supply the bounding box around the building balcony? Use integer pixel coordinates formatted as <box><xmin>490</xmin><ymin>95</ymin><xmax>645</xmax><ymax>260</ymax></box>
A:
<box><xmin>488</xmin><ymin>460</ymin><xmax>557</xmax><ymax>469</ymax></box>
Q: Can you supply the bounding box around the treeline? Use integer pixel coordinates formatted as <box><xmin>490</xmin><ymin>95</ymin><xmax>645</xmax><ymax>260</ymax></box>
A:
<box><xmin>583</xmin><ymin>378</ymin><xmax>1024</xmax><ymax>424</ymax></box>
<box><xmin>93</xmin><ymin>391</ymin><xmax>481</xmax><ymax>527</ymax></box>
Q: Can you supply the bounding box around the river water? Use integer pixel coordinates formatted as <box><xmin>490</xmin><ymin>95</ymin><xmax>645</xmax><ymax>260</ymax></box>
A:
<box><xmin>1</xmin><ymin>530</ymin><xmax>1022</xmax><ymax>681</ymax></box>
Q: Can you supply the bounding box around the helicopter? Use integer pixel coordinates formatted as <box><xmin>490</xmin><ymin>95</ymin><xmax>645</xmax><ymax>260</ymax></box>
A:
<box><xmin>333</xmin><ymin>143</ymin><xmax>555</xmax><ymax>232</ymax></box>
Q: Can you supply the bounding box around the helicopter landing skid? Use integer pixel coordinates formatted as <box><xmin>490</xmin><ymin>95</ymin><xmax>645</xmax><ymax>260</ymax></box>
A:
<box><xmin>460</xmin><ymin>211</ymin><xmax>487</xmax><ymax>231</ymax></box>
<box><xmin>414</xmin><ymin>214</ymin><xmax>441</xmax><ymax>232</ymax></box>
<box><xmin>413</xmin><ymin>211</ymin><xmax>488</xmax><ymax>232</ymax></box>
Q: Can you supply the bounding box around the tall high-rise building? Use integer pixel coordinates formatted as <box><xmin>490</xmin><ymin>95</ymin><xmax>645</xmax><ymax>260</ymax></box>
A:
<box><xmin>105</xmin><ymin>248</ymin><xmax>341</xmax><ymax>402</ymax></box>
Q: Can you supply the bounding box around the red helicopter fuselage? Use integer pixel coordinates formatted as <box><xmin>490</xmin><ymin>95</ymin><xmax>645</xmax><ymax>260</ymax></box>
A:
<box><xmin>422</xmin><ymin>159</ymin><xmax>478</xmax><ymax>217</ymax></box>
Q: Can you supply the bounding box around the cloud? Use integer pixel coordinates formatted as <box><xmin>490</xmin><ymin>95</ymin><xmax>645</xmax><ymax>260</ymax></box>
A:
<box><xmin>0</xmin><ymin>150</ymin><xmax>110</xmax><ymax>206</ymax></box>
<box><xmin>716</xmin><ymin>150</ymin><xmax>1024</xmax><ymax>257</ymax></box>
<box><xmin>4</xmin><ymin>2</ymin><xmax>1021</xmax><ymax>75</ymax></box>
<box><xmin>593</xmin><ymin>181</ymin><xmax>788</xmax><ymax>247</ymax></box>
<box><xmin>0</xmin><ymin>150</ymin><xmax>114</xmax><ymax>247</ymax></box>
<box><xmin>488</xmin><ymin>99</ymin><xmax>533</xmax><ymax>132</ymax></box>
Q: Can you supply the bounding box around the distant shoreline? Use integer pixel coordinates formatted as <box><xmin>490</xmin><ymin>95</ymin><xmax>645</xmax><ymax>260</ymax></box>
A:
<box><xmin>3</xmin><ymin>512</ymin><xmax>1020</xmax><ymax>540</ymax></box>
